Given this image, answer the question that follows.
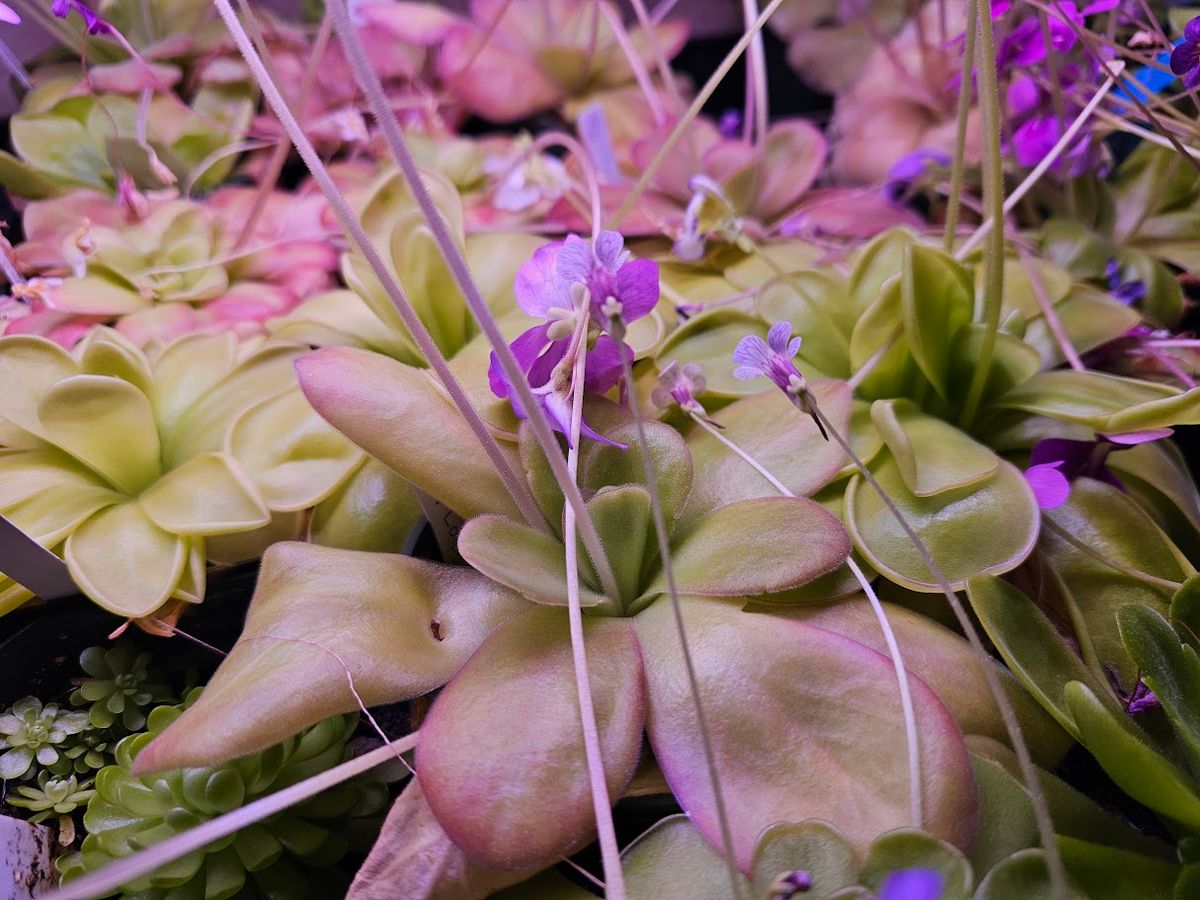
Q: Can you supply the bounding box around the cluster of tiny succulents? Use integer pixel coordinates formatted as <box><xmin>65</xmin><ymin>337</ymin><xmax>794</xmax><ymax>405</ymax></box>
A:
<box><xmin>4</xmin><ymin>0</ymin><xmax>1200</xmax><ymax>898</ymax></box>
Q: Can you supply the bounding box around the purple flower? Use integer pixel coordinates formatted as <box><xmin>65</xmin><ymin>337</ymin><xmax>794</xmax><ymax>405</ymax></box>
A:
<box><xmin>0</xmin><ymin>3</ymin><xmax>19</xmax><ymax>25</ymax></box>
<box><xmin>733</xmin><ymin>322</ymin><xmax>804</xmax><ymax>393</ymax></box>
<box><xmin>732</xmin><ymin>322</ymin><xmax>828</xmax><ymax>438</ymax></box>
<box><xmin>880</xmin><ymin>869</ymin><xmax>943</xmax><ymax>900</ymax></box>
<box><xmin>488</xmin><ymin>231</ymin><xmax>658</xmax><ymax>447</ymax></box>
<box><xmin>766</xmin><ymin>869</ymin><xmax>813</xmax><ymax>898</ymax></box>
<box><xmin>652</xmin><ymin>361</ymin><xmax>721</xmax><ymax>425</ymax></box>
<box><xmin>1023</xmin><ymin>428</ymin><xmax>1172</xmax><ymax>509</ymax></box>
<box><xmin>1107</xmin><ymin>258</ymin><xmax>1147</xmax><ymax>305</ymax></box>
<box><xmin>718</xmin><ymin>109</ymin><xmax>743</xmax><ymax>139</ymax></box>
<box><xmin>51</xmin><ymin>0</ymin><xmax>110</xmax><ymax>34</ymax></box>
<box><xmin>883</xmin><ymin>149</ymin><xmax>951</xmax><ymax>202</ymax></box>
<box><xmin>1171</xmin><ymin>17</ymin><xmax>1200</xmax><ymax>91</ymax></box>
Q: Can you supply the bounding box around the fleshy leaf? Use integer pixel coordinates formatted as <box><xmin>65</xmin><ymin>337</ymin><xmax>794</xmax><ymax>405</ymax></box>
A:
<box><xmin>135</xmin><ymin>543</ymin><xmax>528</xmax><ymax>771</ymax></box>
<box><xmin>1063</xmin><ymin>681</ymin><xmax>1200</xmax><ymax>832</ymax></box>
<box><xmin>751</xmin><ymin>821</ymin><xmax>858</xmax><ymax>900</ymax></box>
<box><xmin>900</xmin><ymin>245</ymin><xmax>973</xmax><ymax>400</ymax></box>
<box><xmin>641</xmin><ymin>497</ymin><xmax>850</xmax><ymax>603</ymax></box>
<box><xmin>296</xmin><ymin>347</ymin><xmax>522</xmax><ymax>521</ymax></box>
<box><xmin>682</xmin><ymin>381</ymin><xmax>850</xmax><ymax>519</ymax></box>
<box><xmin>1057</xmin><ymin>836</ymin><xmax>1180</xmax><ymax>900</ymax></box>
<box><xmin>308</xmin><ymin>458</ymin><xmax>423</xmax><ymax>555</ymax></box>
<box><xmin>139</xmin><ymin>452</ymin><xmax>271</xmax><ymax>535</ymax></box>
<box><xmin>456</xmin><ymin>514</ymin><xmax>608</xmax><ymax>608</ymax></box>
<box><xmin>859</xmin><ymin>829</ymin><xmax>971</xmax><ymax>900</ymax></box>
<box><xmin>64</xmin><ymin>501</ymin><xmax>187</xmax><ymax>617</ymax></box>
<box><xmin>635</xmin><ymin>596</ymin><xmax>977</xmax><ymax>869</ymax></box>
<box><xmin>789</xmin><ymin>598</ymin><xmax>1070</xmax><ymax>765</ymax></box>
<box><xmin>229</xmin><ymin>390</ymin><xmax>364</xmax><ymax>512</ymax></box>
<box><xmin>38</xmin><ymin>374</ymin><xmax>161</xmax><ymax>495</ymax></box>
<box><xmin>993</xmin><ymin>371</ymin><xmax>1198</xmax><ymax>432</ymax></box>
<box><xmin>967</xmin><ymin>575</ymin><xmax>1123</xmax><ymax>737</ymax></box>
<box><xmin>621</xmin><ymin>815</ymin><xmax>751</xmax><ymax>899</ymax></box>
<box><xmin>0</xmin><ymin>335</ymin><xmax>80</xmax><ymax>436</ymax></box>
<box><xmin>845</xmin><ymin>451</ymin><xmax>1039</xmax><ymax>591</ymax></box>
<box><xmin>973</xmin><ymin>849</ymin><xmax>1085</xmax><ymax>900</ymax></box>
<box><xmin>416</xmin><ymin>609</ymin><xmax>645</xmax><ymax>870</ymax></box>
<box><xmin>869</xmin><ymin>399</ymin><xmax>998</xmax><ymax>497</ymax></box>
<box><xmin>347</xmin><ymin>781</ymin><xmax>534</xmax><ymax>900</ymax></box>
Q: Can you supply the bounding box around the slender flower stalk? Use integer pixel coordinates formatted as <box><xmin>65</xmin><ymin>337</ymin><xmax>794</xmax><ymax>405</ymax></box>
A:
<box><xmin>622</xmin><ymin>348</ymin><xmax>744</xmax><ymax>900</ymax></box>
<box><xmin>957</xmin><ymin>0</ymin><xmax>1006</xmax><ymax>432</ymax></box>
<box><xmin>209</xmin><ymin>0</ymin><xmax>550</xmax><ymax>536</ymax></box>
<box><xmin>740</xmin><ymin>0</ymin><xmax>769</xmax><ymax>146</ymax></box>
<box><xmin>597</xmin><ymin>3</ymin><xmax>667</xmax><ymax>124</ymax></box>
<box><xmin>46</xmin><ymin>734</ymin><xmax>419</xmax><ymax>900</ymax></box>
<box><xmin>610</xmin><ymin>0</ymin><xmax>790</xmax><ymax>229</ymax></box>
<box><xmin>327</xmin><ymin>0</ymin><xmax>623</xmax><ymax>599</ymax></box>
<box><xmin>559</xmin><ymin>316</ymin><xmax>627</xmax><ymax>899</ymax></box>
<box><xmin>942</xmin><ymin>0</ymin><xmax>978</xmax><ymax>254</ymax></box>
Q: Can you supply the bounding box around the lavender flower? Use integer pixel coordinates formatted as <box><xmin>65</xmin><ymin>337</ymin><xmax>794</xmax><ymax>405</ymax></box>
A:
<box><xmin>652</xmin><ymin>361</ymin><xmax>722</xmax><ymax>426</ymax></box>
<box><xmin>0</xmin><ymin>4</ymin><xmax>18</xmax><ymax>24</ymax></box>
<box><xmin>1171</xmin><ymin>17</ymin><xmax>1200</xmax><ymax>91</ymax></box>
<box><xmin>488</xmin><ymin>231</ymin><xmax>658</xmax><ymax>446</ymax></box>
<box><xmin>766</xmin><ymin>869</ymin><xmax>813</xmax><ymax>899</ymax></box>
<box><xmin>880</xmin><ymin>868</ymin><xmax>943</xmax><ymax>900</ymax></box>
<box><xmin>732</xmin><ymin>322</ymin><xmax>828</xmax><ymax>439</ymax></box>
<box><xmin>1022</xmin><ymin>428</ymin><xmax>1172</xmax><ymax>509</ymax></box>
<box><xmin>883</xmin><ymin>149</ymin><xmax>950</xmax><ymax>202</ymax></box>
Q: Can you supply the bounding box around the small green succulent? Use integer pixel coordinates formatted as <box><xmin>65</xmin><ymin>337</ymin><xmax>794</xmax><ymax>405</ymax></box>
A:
<box><xmin>5</xmin><ymin>771</ymin><xmax>97</xmax><ymax>824</ymax></box>
<box><xmin>59</xmin><ymin>728</ymin><xmax>115</xmax><ymax>776</ymax></box>
<box><xmin>71</xmin><ymin>643</ymin><xmax>174</xmax><ymax>731</ymax></box>
<box><xmin>58</xmin><ymin>693</ymin><xmax>387</xmax><ymax>899</ymax></box>
<box><xmin>0</xmin><ymin>697</ymin><xmax>91</xmax><ymax>781</ymax></box>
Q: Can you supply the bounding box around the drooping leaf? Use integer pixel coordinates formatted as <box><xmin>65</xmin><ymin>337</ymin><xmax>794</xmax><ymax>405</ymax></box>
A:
<box><xmin>135</xmin><ymin>543</ymin><xmax>528</xmax><ymax>771</ymax></box>
<box><xmin>635</xmin><ymin>596</ymin><xmax>977</xmax><ymax>869</ymax></box>
<box><xmin>416</xmin><ymin>609</ymin><xmax>645</xmax><ymax>870</ymax></box>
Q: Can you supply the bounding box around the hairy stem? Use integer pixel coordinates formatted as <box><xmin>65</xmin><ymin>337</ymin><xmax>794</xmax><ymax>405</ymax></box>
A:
<box><xmin>942</xmin><ymin>0</ymin><xmax>978</xmax><ymax>253</ymax></box>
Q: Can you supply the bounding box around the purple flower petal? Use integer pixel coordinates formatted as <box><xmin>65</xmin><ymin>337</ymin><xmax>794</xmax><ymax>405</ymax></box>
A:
<box><xmin>1080</xmin><ymin>0</ymin><xmax>1118</xmax><ymax>13</ymax></box>
<box><xmin>1024</xmin><ymin>461</ymin><xmax>1071</xmax><ymax>509</ymax></box>
<box><xmin>1186</xmin><ymin>16</ymin><xmax>1200</xmax><ymax>44</ymax></box>
<box><xmin>593</xmin><ymin>230</ymin><xmax>627</xmax><ymax>270</ymax></box>
<box><xmin>583</xmin><ymin>336</ymin><xmax>626</xmax><ymax>393</ymax></box>
<box><xmin>577</xmin><ymin>104</ymin><xmax>621</xmax><ymax>184</ymax></box>
<box><xmin>1100</xmin><ymin>427</ymin><xmax>1173</xmax><ymax>445</ymax></box>
<box><xmin>515</xmin><ymin>242</ymin><xmax>570</xmax><ymax>318</ymax></box>
<box><xmin>766</xmin><ymin>321</ymin><xmax>795</xmax><ymax>354</ymax></box>
<box><xmin>613</xmin><ymin>258</ymin><xmax>660</xmax><ymax>322</ymax></box>
<box><xmin>557</xmin><ymin>234</ymin><xmax>595</xmax><ymax>284</ymax></box>
<box><xmin>732</xmin><ymin>335</ymin><xmax>772</xmax><ymax>379</ymax></box>
<box><xmin>880</xmin><ymin>869</ymin><xmax>943</xmax><ymax>900</ymax></box>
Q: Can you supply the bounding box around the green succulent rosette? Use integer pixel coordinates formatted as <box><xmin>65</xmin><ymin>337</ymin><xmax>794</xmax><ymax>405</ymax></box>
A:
<box><xmin>0</xmin><ymin>328</ymin><xmax>365</xmax><ymax>618</ymax></box>
<box><xmin>58</xmin><ymin>696</ymin><xmax>387</xmax><ymax>900</ymax></box>
<box><xmin>5</xmin><ymin>771</ymin><xmax>97</xmax><ymax>825</ymax></box>
<box><xmin>71</xmin><ymin>642</ymin><xmax>174</xmax><ymax>731</ymax></box>
<box><xmin>0</xmin><ymin>697</ymin><xmax>91</xmax><ymax>781</ymax></box>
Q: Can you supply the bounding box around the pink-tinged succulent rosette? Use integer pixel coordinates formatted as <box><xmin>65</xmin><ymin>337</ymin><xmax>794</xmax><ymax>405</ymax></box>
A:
<box><xmin>436</xmin><ymin>0</ymin><xmax>687</xmax><ymax>123</ymax></box>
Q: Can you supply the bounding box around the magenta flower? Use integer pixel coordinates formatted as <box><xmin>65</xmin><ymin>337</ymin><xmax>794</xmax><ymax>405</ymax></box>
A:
<box><xmin>51</xmin><ymin>0</ymin><xmax>110</xmax><ymax>34</ymax></box>
<box><xmin>1022</xmin><ymin>428</ymin><xmax>1172</xmax><ymax>509</ymax></box>
<box><xmin>1106</xmin><ymin>259</ymin><xmax>1147</xmax><ymax>306</ymax></box>
<box><xmin>1171</xmin><ymin>17</ymin><xmax>1200</xmax><ymax>90</ymax></box>
<box><xmin>0</xmin><ymin>4</ymin><xmax>18</xmax><ymax>24</ymax></box>
<box><xmin>488</xmin><ymin>231</ymin><xmax>659</xmax><ymax>446</ymax></box>
<box><xmin>880</xmin><ymin>869</ymin><xmax>943</xmax><ymax>900</ymax></box>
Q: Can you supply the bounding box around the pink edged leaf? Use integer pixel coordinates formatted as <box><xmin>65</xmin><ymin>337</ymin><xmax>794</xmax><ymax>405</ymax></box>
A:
<box><xmin>682</xmin><ymin>380</ymin><xmax>850</xmax><ymax>519</ymax></box>
<box><xmin>783</xmin><ymin>599</ymin><xmax>1072</xmax><ymax>766</ymax></box>
<box><xmin>437</xmin><ymin>23</ymin><xmax>564</xmax><ymax>122</ymax></box>
<box><xmin>755</xmin><ymin>119</ymin><xmax>829</xmax><ymax>222</ymax></box>
<box><xmin>641</xmin><ymin>496</ymin><xmax>850</xmax><ymax>603</ymax></box>
<box><xmin>134</xmin><ymin>542</ymin><xmax>528</xmax><ymax>772</ymax></box>
<box><xmin>296</xmin><ymin>346</ymin><xmax>523</xmax><ymax>521</ymax></box>
<box><xmin>621</xmin><ymin>814</ymin><xmax>752</xmax><ymax>898</ymax></box>
<box><xmin>634</xmin><ymin>596</ymin><xmax>978</xmax><ymax>870</ymax></box>
<box><xmin>415</xmin><ymin>608</ymin><xmax>645</xmax><ymax>870</ymax></box>
<box><xmin>348</xmin><ymin>780</ymin><xmax>536</xmax><ymax>900</ymax></box>
<box><xmin>358</xmin><ymin>1</ymin><xmax>463</xmax><ymax>45</ymax></box>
